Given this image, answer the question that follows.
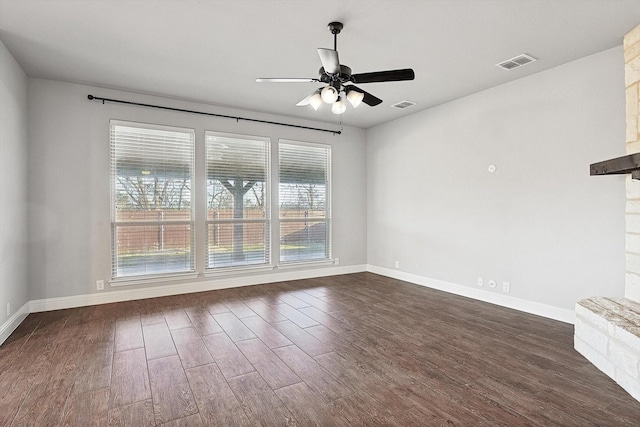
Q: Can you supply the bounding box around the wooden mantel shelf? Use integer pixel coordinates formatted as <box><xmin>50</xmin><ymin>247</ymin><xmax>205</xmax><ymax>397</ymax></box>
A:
<box><xmin>590</xmin><ymin>153</ymin><xmax>640</xmax><ymax>180</ymax></box>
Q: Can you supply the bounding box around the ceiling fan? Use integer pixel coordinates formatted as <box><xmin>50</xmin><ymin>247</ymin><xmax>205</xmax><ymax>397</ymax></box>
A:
<box><xmin>256</xmin><ymin>21</ymin><xmax>415</xmax><ymax>114</ymax></box>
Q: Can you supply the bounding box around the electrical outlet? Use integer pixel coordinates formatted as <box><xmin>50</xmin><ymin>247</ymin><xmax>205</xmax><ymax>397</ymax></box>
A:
<box><xmin>334</xmin><ymin>257</ymin><xmax>339</xmax><ymax>265</ymax></box>
<box><xmin>488</xmin><ymin>280</ymin><xmax>497</xmax><ymax>288</ymax></box>
<box><xmin>503</xmin><ymin>281</ymin><xmax>510</xmax><ymax>293</ymax></box>
<box><xmin>7</xmin><ymin>303</ymin><xmax>10</xmax><ymax>317</ymax></box>
<box><xmin>96</xmin><ymin>280</ymin><xmax>104</xmax><ymax>290</ymax></box>
<box><xmin>394</xmin><ymin>260</ymin><xmax>400</xmax><ymax>269</ymax></box>
<box><xmin>477</xmin><ymin>277</ymin><xmax>484</xmax><ymax>287</ymax></box>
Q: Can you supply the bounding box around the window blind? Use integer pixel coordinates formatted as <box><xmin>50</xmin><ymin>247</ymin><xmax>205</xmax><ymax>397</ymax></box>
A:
<box><xmin>110</xmin><ymin>121</ymin><xmax>195</xmax><ymax>278</ymax></box>
<box><xmin>206</xmin><ymin>132</ymin><xmax>270</xmax><ymax>269</ymax></box>
<box><xmin>279</xmin><ymin>141</ymin><xmax>331</xmax><ymax>263</ymax></box>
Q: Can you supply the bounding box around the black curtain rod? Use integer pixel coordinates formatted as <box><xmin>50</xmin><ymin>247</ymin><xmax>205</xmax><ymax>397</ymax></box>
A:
<box><xmin>87</xmin><ymin>95</ymin><xmax>342</xmax><ymax>135</ymax></box>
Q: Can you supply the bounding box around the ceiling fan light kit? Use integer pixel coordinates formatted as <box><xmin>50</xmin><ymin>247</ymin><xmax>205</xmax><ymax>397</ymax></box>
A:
<box><xmin>256</xmin><ymin>21</ymin><xmax>415</xmax><ymax>115</ymax></box>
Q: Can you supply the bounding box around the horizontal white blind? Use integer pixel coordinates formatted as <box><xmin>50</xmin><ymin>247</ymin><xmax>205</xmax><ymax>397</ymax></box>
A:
<box><xmin>279</xmin><ymin>141</ymin><xmax>331</xmax><ymax>263</ymax></box>
<box><xmin>206</xmin><ymin>132</ymin><xmax>270</xmax><ymax>268</ymax></box>
<box><xmin>110</xmin><ymin>121</ymin><xmax>195</xmax><ymax>278</ymax></box>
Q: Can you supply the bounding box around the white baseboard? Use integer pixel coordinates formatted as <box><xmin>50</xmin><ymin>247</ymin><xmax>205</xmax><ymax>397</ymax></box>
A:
<box><xmin>29</xmin><ymin>264</ymin><xmax>368</xmax><ymax>313</ymax></box>
<box><xmin>366</xmin><ymin>264</ymin><xmax>575</xmax><ymax>324</ymax></box>
<box><xmin>2</xmin><ymin>262</ymin><xmax>575</xmax><ymax>347</ymax></box>
<box><xmin>0</xmin><ymin>302</ymin><xmax>30</xmax><ymax>345</ymax></box>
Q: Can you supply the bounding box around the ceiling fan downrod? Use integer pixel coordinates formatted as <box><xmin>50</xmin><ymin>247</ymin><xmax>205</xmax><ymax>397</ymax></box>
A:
<box><xmin>328</xmin><ymin>21</ymin><xmax>343</xmax><ymax>51</ymax></box>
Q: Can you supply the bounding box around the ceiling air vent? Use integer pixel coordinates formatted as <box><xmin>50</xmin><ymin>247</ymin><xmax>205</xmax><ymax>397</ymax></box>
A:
<box><xmin>391</xmin><ymin>100</ymin><xmax>417</xmax><ymax>109</ymax></box>
<box><xmin>496</xmin><ymin>54</ymin><xmax>537</xmax><ymax>71</ymax></box>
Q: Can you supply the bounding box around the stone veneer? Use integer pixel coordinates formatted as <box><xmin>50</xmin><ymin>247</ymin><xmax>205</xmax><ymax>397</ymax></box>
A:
<box><xmin>626</xmin><ymin>24</ymin><xmax>640</xmax><ymax>303</ymax></box>
<box><xmin>574</xmin><ymin>23</ymin><xmax>640</xmax><ymax>404</ymax></box>
<box><xmin>575</xmin><ymin>297</ymin><xmax>640</xmax><ymax>400</ymax></box>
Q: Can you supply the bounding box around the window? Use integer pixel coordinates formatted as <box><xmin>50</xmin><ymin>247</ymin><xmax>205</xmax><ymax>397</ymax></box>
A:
<box><xmin>206</xmin><ymin>132</ymin><xmax>270</xmax><ymax>269</ymax></box>
<box><xmin>279</xmin><ymin>141</ymin><xmax>331</xmax><ymax>263</ymax></box>
<box><xmin>110</xmin><ymin>121</ymin><xmax>195</xmax><ymax>279</ymax></box>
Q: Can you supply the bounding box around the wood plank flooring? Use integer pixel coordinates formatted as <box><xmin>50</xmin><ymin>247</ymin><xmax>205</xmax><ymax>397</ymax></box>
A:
<box><xmin>1</xmin><ymin>272</ymin><xmax>640</xmax><ymax>426</ymax></box>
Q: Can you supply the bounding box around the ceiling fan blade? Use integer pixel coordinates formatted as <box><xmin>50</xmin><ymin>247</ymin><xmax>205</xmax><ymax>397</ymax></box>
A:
<box><xmin>296</xmin><ymin>93</ymin><xmax>314</xmax><ymax>106</ymax></box>
<box><xmin>317</xmin><ymin>48</ymin><xmax>340</xmax><ymax>74</ymax></box>
<box><xmin>362</xmin><ymin>91</ymin><xmax>383</xmax><ymax>107</ymax></box>
<box><xmin>296</xmin><ymin>88</ymin><xmax>323</xmax><ymax>107</ymax></box>
<box><xmin>351</xmin><ymin>68</ymin><xmax>415</xmax><ymax>84</ymax></box>
<box><xmin>348</xmin><ymin>85</ymin><xmax>383</xmax><ymax>106</ymax></box>
<box><xmin>256</xmin><ymin>78</ymin><xmax>318</xmax><ymax>83</ymax></box>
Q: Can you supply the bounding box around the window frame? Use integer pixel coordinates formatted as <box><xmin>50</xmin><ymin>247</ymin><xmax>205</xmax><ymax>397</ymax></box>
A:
<box><xmin>109</xmin><ymin>119</ymin><xmax>196</xmax><ymax>283</ymax></box>
<box><xmin>204</xmin><ymin>131</ymin><xmax>272</xmax><ymax>272</ymax></box>
<box><xmin>278</xmin><ymin>139</ymin><xmax>332</xmax><ymax>265</ymax></box>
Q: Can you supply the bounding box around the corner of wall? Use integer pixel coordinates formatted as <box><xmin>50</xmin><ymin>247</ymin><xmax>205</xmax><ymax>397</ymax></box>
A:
<box><xmin>0</xmin><ymin>39</ymin><xmax>30</xmax><ymax>334</ymax></box>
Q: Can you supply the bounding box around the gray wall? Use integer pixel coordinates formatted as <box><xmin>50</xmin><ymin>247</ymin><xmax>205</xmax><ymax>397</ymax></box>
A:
<box><xmin>0</xmin><ymin>40</ymin><xmax>29</xmax><ymax>317</ymax></box>
<box><xmin>7</xmin><ymin>44</ymin><xmax>630</xmax><ymax>315</ymax></box>
<box><xmin>366</xmin><ymin>47</ymin><xmax>626</xmax><ymax>311</ymax></box>
<box><xmin>27</xmin><ymin>78</ymin><xmax>367</xmax><ymax>299</ymax></box>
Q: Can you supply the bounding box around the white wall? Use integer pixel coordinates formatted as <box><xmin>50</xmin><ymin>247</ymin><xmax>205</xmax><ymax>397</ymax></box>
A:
<box><xmin>367</xmin><ymin>47</ymin><xmax>626</xmax><ymax>312</ymax></box>
<box><xmin>0</xmin><ymin>40</ymin><xmax>29</xmax><ymax>326</ymax></box>
<box><xmin>27</xmin><ymin>78</ymin><xmax>367</xmax><ymax>300</ymax></box>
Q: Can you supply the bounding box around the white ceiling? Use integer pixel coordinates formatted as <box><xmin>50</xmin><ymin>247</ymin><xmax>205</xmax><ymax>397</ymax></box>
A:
<box><xmin>1</xmin><ymin>0</ymin><xmax>639</xmax><ymax>129</ymax></box>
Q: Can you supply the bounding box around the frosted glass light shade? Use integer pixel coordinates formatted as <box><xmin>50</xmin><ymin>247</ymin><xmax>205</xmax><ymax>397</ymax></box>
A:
<box><xmin>346</xmin><ymin>89</ymin><xmax>364</xmax><ymax>108</ymax></box>
<box><xmin>332</xmin><ymin>97</ymin><xmax>346</xmax><ymax>114</ymax></box>
<box><xmin>309</xmin><ymin>92</ymin><xmax>323</xmax><ymax>110</ymax></box>
<box><xmin>321</xmin><ymin>85</ymin><xmax>339</xmax><ymax>104</ymax></box>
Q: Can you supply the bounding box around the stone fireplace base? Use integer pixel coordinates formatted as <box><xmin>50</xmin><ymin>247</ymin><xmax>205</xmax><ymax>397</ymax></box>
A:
<box><xmin>574</xmin><ymin>297</ymin><xmax>640</xmax><ymax>401</ymax></box>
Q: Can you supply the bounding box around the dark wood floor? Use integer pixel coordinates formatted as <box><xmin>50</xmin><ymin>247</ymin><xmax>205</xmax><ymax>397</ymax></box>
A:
<box><xmin>1</xmin><ymin>272</ymin><xmax>639</xmax><ymax>426</ymax></box>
